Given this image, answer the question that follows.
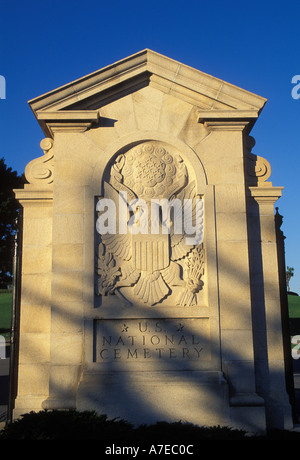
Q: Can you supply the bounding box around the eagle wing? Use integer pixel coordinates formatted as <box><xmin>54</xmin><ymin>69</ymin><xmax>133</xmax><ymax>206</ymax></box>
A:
<box><xmin>170</xmin><ymin>181</ymin><xmax>203</xmax><ymax>261</ymax></box>
<box><xmin>97</xmin><ymin>181</ymin><xmax>132</xmax><ymax>261</ymax></box>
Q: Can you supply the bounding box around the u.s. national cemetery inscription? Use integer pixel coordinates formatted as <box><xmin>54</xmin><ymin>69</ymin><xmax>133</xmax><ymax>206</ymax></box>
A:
<box><xmin>95</xmin><ymin>318</ymin><xmax>210</xmax><ymax>363</ymax></box>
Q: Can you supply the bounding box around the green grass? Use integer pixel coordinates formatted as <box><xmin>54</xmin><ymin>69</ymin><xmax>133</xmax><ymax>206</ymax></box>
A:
<box><xmin>0</xmin><ymin>291</ymin><xmax>12</xmax><ymax>340</ymax></box>
<box><xmin>288</xmin><ymin>294</ymin><xmax>300</xmax><ymax>318</ymax></box>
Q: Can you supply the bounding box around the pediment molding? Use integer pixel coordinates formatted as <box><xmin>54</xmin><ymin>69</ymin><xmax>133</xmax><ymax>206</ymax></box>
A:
<box><xmin>28</xmin><ymin>49</ymin><xmax>267</xmax><ymax>137</ymax></box>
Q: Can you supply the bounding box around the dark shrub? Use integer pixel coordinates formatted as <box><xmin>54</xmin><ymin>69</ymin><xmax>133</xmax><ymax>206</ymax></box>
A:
<box><xmin>0</xmin><ymin>410</ymin><xmax>133</xmax><ymax>440</ymax></box>
<box><xmin>1</xmin><ymin>409</ymin><xmax>300</xmax><ymax>441</ymax></box>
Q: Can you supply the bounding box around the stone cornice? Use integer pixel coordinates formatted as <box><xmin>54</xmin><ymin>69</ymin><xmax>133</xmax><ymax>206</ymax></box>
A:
<box><xmin>197</xmin><ymin>109</ymin><xmax>259</xmax><ymax>121</ymax></box>
<box><xmin>197</xmin><ymin>110</ymin><xmax>260</xmax><ymax>132</ymax></box>
<box><xmin>13</xmin><ymin>188</ymin><xmax>53</xmax><ymax>203</ymax></box>
<box><xmin>36</xmin><ymin>110</ymin><xmax>100</xmax><ymax>137</ymax></box>
<box><xmin>247</xmin><ymin>185</ymin><xmax>284</xmax><ymax>205</ymax></box>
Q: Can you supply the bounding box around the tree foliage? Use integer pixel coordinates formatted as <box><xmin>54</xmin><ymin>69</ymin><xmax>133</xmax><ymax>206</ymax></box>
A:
<box><xmin>286</xmin><ymin>266</ymin><xmax>294</xmax><ymax>292</ymax></box>
<box><xmin>0</xmin><ymin>158</ymin><xmax>25</xmax><ymax>287</ymax></box>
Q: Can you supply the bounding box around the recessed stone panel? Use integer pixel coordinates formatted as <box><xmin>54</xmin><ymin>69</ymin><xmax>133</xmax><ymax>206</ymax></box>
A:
<box><xmin>94</xmin><ymin>318</ymin><xmax>211</xmax><ymax>365</ymax></box>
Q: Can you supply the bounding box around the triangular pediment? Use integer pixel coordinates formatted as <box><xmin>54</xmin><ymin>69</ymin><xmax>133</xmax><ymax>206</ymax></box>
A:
<box><xmin>29</xmin><ymin>49</ymin><xmax>267</xmax><ymax>137</ymax></box>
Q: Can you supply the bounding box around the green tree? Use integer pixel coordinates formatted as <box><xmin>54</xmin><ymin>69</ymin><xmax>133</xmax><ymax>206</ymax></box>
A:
<box><xmin>0</xmin><ymin>158</ymin><xmax>25</xmax><ymax>288</ymax></box>
<box><xmin>286</xmin><ymin>266</ymin><xmax>294</xmax><ymax>292</ymax></box>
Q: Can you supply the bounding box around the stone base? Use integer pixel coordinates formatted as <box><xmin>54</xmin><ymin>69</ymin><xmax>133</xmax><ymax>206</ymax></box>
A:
<box><xmin>229</xmin><ymin>406</ymin><xmax>266</xmax><ymax>433</ymax></box>
<box><xmin>42</xmin><ymin>397</ymin><xmax>76</xmax><ymax>411</ymax></box>
<box><xmin>76</xmin><ymin>370</ymin><xmax>266</xmax><ymax>431</ymax></box>
<box><xmin>13</xmin><ymin>395</ymin><xmax>46</xmax><ymax>419</ymax></box>
<box><xmin>265</xmin><ymin>399</ymin><xmax>294</xmax><ymax>431</ymax></box>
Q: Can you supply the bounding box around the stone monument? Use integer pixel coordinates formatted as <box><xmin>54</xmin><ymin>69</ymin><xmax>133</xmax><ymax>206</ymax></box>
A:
<box><xmin>13</xmin><ymin>50</ymin><xmax>294</xmax><ymax>432</ymax></box>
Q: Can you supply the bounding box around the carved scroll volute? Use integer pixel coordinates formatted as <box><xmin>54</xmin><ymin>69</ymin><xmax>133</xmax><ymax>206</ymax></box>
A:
<box><xmin>244</xmin><ymin>135</ymin><xmax>271</xmax><ymax>185</ymax></box>
<box><xmin>25</xmin><ymin>138</ymin><xmax>54</xmax><ymax>187</ymax></box>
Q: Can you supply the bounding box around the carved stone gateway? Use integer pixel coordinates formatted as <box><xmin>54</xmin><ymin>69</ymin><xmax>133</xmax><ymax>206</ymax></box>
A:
<box><xmin>13</xmin><ymin>50</ymin><xmax>294</xmax><ymax>432</ymax></box>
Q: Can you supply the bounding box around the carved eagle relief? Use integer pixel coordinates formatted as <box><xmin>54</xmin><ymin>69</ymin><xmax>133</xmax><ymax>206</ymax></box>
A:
<box><xmin>96</xmin><ymin>142</ymin><xmax>205</xmax><ymax>306</ymax></box>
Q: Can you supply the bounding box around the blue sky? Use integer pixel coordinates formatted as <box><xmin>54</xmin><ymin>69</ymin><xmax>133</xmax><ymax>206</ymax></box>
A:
<box><xmin>1</xmin><ymin>0</ymin><xmax>300</xmax><ymax>293</ymax></box>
